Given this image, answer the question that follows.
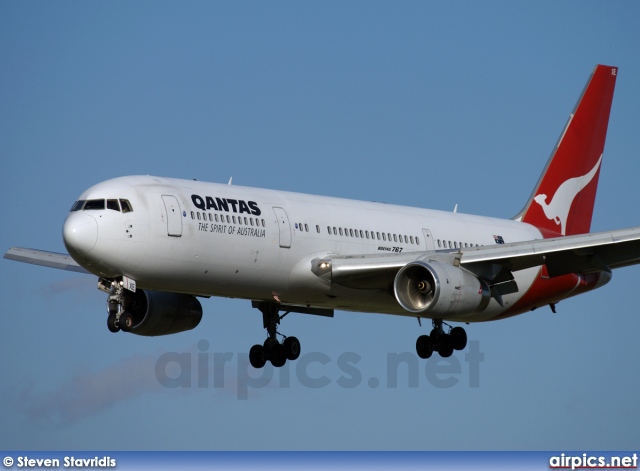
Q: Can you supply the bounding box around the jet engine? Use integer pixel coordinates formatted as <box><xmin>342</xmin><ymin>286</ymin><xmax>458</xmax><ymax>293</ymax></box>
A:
<box><xmin>393</xmin><ymin>260</ymin><xmax>491</xmax><ymax>317</ymax></box>
<box><xmin>117</xmin><ymin>289</ymin><xmax>203</xmax><ymax>336</ymax></box>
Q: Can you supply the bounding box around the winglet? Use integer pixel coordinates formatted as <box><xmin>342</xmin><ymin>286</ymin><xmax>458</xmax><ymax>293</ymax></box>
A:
<box><xmin>515</xmin><ymin>65</ymin><xmax>618</xmax><ymax>236</ymax></box>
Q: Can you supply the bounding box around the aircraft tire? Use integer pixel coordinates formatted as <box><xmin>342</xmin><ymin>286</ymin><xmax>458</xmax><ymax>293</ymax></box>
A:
<box><xmin>416</xmin><ymin>335</ymin><xmax>433</xmax><ymax>359</ymax></box>
<box><xmin>450</xmin><ymin>327</ymin><xmax>467</xmax><ymax>350</ymax></box>
<box><xmin>249</xmin><ymin>344</ymin><xmax>266</xmax><ymax>369</ymax></box>
<box><xmin>107</xmin><ymin>313</ymin><xmax>120</xmax><ymax>333</ymax></box>
<box><xmin>120</xmin><ymin>312</ymin><xmax>134</xmax><ymax>332</ymax></box>
<box><xmin>270</xmin><ymin>344</ymin><xmax>287</xmax><ymax>368</ymax></box>
<box><xmin>437</xmin><ymin>335</ymin><xmax>454</xmax><ymax>358</ymax></box>
<box><xmin>283</xmin><ymin>336</ymin><xmax>301</xmax><ymax>361</ymax></box>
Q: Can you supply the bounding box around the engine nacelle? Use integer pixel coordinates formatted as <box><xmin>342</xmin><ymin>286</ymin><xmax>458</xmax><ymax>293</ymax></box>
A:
<box><xmin>393</xmin><ymin>260</ymin><xmax>491</xmax><ymax>317</ymax></box>
<box><xmin>123</xmin><ymin>290</ymin><xmax>203</xmax><ymax>336</ymax></box>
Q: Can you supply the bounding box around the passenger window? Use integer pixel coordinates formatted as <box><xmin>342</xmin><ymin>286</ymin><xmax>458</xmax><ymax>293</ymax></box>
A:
<box><xmin>350</xmin><ymin>229</ymin><xmax>354</xmax><ymax>237</ymax></box>
<box><xmin>410</xmin><ymin>236</ymin><xmax>414</xmax><ymax>244</ymax></box>
<box><xmin>197</xmin><ymin>213</ymin><xmax>201</xmax><ymax>220</ymax></box>
<box><xmin>305</xmin><ymin>224</ymin><xmax>309</xmax><ymax>232</ymax></box>
<box><xmin>415</xmin><ymin>237</ymin><xmax>420</xmax><ymax>245</ymax></box>
<box><xmin>333</xmin><ymin>227</ymin><xmax>337</xmax><ymax>235</ymax></box>
<box><xmin>120</xmin><ymin>199</ymin><xmax>133</xmax><ymax>213</ymax></box>
<box><xmin>107</xmin><ymin>199</ymin><xmax>120</xmax><ymax>211</ymax></box>
<box><xmin>84</xmin><ymin>199</ymin><xmax>105</xmax><ymax>210</ymax></box>
<box><xmin>339</xmin><ymin>228</ymin><xmax>343</xmax><ymax>236</ymax></box>
<box><xmin>191</xmin><ymin>211</ymin><xmax>195</xmax><ymax>219</ymax></box>
<box><xmin>316</xmin><ymin>225</ymin><xmax>320</xmax><ymax>233</ymax></box>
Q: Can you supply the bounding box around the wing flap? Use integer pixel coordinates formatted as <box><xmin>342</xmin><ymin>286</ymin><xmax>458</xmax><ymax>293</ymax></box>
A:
<box><xmin>4</xmin><ymin>247</ymin><xmax>90</xmax><ymax>274</ymax></box>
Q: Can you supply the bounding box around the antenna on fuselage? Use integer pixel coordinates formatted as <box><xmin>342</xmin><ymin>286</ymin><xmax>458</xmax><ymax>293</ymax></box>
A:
<box><xmin>228</xmin><ymin>177</ymin><xmax>233</xmax><ymax>185</ymax></box>
<box><xmin>453</xmin><ymin>204</ymin><xmax>458</xmax><ymax>213</ymax></box>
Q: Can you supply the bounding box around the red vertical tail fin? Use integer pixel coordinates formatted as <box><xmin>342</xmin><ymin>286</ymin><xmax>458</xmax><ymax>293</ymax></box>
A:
<box><xmin>516</xmin><ymin>65</ymin><xmax>617</xmax><ymax>236</ymax></box>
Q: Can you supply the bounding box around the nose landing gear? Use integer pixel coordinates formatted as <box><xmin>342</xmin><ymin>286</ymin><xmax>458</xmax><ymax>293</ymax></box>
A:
<box><xmin>105</xmin><ymin>280</ymin><xmax>123</xmax><ymax>333</ymax></box>
<box><xmin>102</xmin><ymin>278</ymin><xmax>141</xmax><ymax>334</ymax></box>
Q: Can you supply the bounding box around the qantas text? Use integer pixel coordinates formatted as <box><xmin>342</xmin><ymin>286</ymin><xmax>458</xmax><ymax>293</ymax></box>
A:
<box><xmin>191</xmin><ymin>194</ymin><xmax>261</xmax><ymax>216</ymax></box>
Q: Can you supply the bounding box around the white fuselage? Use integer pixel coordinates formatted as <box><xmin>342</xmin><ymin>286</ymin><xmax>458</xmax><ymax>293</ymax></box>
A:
<box><xmin>63</xmin><ymin>175</ymin><xmax>575</xmax><ymax>323</ymax></box>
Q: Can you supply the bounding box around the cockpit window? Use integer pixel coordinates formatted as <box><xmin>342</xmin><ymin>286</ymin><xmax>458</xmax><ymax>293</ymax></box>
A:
<box><xmin>120</xmin><ymin>199</ymin><xmax>133</xmax><ymax>213</ymax></box>
<box><xmin>70</xmin><ymin>200</ymin><xmax>86</xmax><ymax>212</ymax></box>
<box><xmin>70</xmin><ymin>198</ymin><xmax>132</xmax><ymax>212</ymax></box>
<box><xmin>84</xmin><ymin>199</ymin><xmax>105</xmax><ymax>210</ymax></box>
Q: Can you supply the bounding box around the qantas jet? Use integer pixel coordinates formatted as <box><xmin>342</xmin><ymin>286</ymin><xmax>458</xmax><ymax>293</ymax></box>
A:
<box><xmin>5</xmin><ymin>64</ymin><xmax>640</xmax><ymax>369</ymax></box>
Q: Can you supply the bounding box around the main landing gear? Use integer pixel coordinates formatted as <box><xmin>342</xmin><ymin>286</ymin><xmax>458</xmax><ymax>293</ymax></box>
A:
<box><xmin>249</xmin><ymin>302</ymin><xmax>301</xmax><ymax>369</ymax></box>
<box><xmin>416</xmin><ymin>319</ymin><xmax>467</xmax><ymax>359</ymax></box>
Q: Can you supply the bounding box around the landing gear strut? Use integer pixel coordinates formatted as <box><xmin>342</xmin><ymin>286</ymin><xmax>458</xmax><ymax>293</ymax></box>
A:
<box><xmin>102</xmin><ymin>278</ymin><xmax>139</xmax><ymax>334</ymax></box>
<box><xmin>416</xmin><ymin>319</ymin><xmax>467</xmax><ymax>359</ymax></box>
<box><xmin>249</xmin><ymin>302</ymin><xmax>301</xmax><ymax>369</ymax></box>
<box><xmin>105</xmin><ymin>280</ymin><xmax>123</xmax><ymax>333</ymax></box>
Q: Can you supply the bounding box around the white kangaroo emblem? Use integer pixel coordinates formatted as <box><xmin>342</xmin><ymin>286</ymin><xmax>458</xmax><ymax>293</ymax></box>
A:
<box><xmin>533</xmin><ymin>155</ymin><xmax>602</xmax><ymax>235</ymax></box>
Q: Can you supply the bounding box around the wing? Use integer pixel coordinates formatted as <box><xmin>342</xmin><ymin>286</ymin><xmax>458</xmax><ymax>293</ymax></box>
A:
<box><xmin>461</xmin><ymin>227</ymin><xmax>640</xmax><ymax>277</ymax></box>
<box><xmin>314</xmin><ymin>227</ymin><xmax>640</xmax><ymax>290</ymax></box>
<box><xmin>4</xmin><ymin>247</ymin><xmax>91</xmax><ymax>274</ymax></box>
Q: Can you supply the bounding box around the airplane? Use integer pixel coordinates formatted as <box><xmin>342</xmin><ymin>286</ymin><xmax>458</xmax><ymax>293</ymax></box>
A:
<box><xmin>5</xmin><ymin>64</ymin><xmax>640</xmax><ymax>369</ymax></box>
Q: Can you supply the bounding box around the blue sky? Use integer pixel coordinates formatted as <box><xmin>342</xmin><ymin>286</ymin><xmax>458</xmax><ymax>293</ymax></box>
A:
<box><xmin>2</xmin><ymin>1</ymin><xmax>640</xmax><ymax>451</ymax></box>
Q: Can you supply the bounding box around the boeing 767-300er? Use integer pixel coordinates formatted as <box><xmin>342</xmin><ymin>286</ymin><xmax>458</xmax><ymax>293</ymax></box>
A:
<box><xmin>5</xmin><ymin>64</ymin><xmax>640</xmax><ymax>368</ymax></box>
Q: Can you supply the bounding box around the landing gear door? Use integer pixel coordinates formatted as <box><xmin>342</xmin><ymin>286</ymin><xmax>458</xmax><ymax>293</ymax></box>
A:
<box><xmin>422</xmin><ymin>228</ymin><xmax>435</xmax><ymax>251</ymax></box>
<box><xmin>162</xmin><ymin>195</ymin><xmax>182</xmax><ymax>237</ymax></box>
<box><xmin>272</xmin><ymin>207</ymin><xmax>292</xmax><ymax>248</ymax></box>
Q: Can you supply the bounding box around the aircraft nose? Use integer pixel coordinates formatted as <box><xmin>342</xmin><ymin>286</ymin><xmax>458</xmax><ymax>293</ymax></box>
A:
<box><xmin>63</xmin><ymin>212</ymin><xmax>98</xmax><ymax>258</ymax></box>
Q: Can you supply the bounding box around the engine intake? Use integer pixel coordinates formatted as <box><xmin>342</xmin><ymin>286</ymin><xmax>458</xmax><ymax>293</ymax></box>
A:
<box><xmin>122</xmin><ymin>290</ymin><xmax>203</xmax><ymax>336</ymax></box>
<box><xmin>394</xmin><ymin>261</ymin><xmax>490</xmax><ymax>317</ymax></box>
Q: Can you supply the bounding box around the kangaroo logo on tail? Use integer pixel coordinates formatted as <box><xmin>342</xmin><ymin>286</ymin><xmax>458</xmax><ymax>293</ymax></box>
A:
<box><xmin>516</xmin><ymin>65</ymin><xmax>617</xmax><ymax>237</ymax></box>
<box><xmin>533</xmin><ymin>155</ymin><xmax>602</xmax><ymax>235</ymax></box>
